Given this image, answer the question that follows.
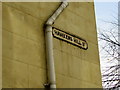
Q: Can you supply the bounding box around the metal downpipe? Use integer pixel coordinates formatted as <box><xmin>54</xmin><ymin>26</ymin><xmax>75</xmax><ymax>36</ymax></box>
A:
<box><xmin>45</xmin><ymin>1</ymin><xmax>68</xmax><ymax>89</ymax></box>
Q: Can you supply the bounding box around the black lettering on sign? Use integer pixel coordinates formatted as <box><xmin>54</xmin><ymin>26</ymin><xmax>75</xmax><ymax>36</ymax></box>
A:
<box><xmin>52</xmin><ymin>27</ymin><xmax>88</xmax><ymax>50</ymax></box>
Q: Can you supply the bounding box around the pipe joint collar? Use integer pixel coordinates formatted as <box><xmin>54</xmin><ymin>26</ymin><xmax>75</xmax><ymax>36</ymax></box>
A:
<box><xmin>45</xmin><ymin>25</ymin><xmax>53</xmax><ymax>32</ymax></box>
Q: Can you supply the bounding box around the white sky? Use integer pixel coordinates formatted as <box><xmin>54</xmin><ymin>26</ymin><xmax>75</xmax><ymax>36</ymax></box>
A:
<box><xmin>94</xmin><ymin>1</ymin><xmax>119</xmax><ymax>69</ymax></box>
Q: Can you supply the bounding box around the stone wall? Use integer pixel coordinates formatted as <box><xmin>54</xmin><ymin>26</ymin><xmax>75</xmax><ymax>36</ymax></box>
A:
<box><xmin>2</xmin><ymin>2</ymin><xmax>102</xmax><ymax>88</ymax></box>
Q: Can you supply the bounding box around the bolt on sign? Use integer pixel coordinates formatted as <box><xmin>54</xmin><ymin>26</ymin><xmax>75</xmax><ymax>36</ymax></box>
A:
<box><xmin>52</xmin><ymin>27</ymin><xmax>88</xmax><ymax>50</ymax></box>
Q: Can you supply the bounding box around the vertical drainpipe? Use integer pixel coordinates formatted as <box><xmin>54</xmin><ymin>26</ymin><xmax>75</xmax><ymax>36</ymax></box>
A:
<box><xmin>44</xmin><ymin>1</ymin><xmax>68</xmax><ymax>89</ymax></box>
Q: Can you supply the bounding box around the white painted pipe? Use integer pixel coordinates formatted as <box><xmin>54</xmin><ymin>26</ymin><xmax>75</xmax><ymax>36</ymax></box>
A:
<box><xmin>45</xmin><ymin>1</ymin><xmax>68</xmax><ymax>89</ymax></box>
<box><xmin>45</xmin><ymin>25</ymin><xmax>56</xmax><ymax>88</ymax></box>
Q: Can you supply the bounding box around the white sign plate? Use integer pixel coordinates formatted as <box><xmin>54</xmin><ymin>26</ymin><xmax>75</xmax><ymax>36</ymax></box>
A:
<box><xmin>52</xmin><ymin>27</ymin><xmax>88</xmax><ymax>50</ymax></box>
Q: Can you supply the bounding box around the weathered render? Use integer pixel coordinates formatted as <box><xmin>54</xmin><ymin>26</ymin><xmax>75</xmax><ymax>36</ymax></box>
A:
<box><xmin>2</xmin><ymin>2</ymin><xmax>102</xmax><ymax>88</ymax></box>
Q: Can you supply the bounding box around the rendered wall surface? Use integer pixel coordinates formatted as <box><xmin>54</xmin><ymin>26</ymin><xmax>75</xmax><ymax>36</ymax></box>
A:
<box><xmin>2</xmin><ymin>2</ymin><xmax>102</xmax><ymax>88</ymax></box>
<box><xmin>0</xmin><ymin>1</ymin><xmax>2</xmax><ymax>89</ymax></box>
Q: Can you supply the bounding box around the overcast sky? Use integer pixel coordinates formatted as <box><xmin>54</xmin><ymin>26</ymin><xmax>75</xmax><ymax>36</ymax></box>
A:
<box><xmin>94</xmin><ymin>2</ymin><xmax>118</xmax><ymax>68</ymax></box>
<box><xmin>95</xmin><ymin>1</ymin><xmax>118</xmax><ymax>30</ymax></box>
